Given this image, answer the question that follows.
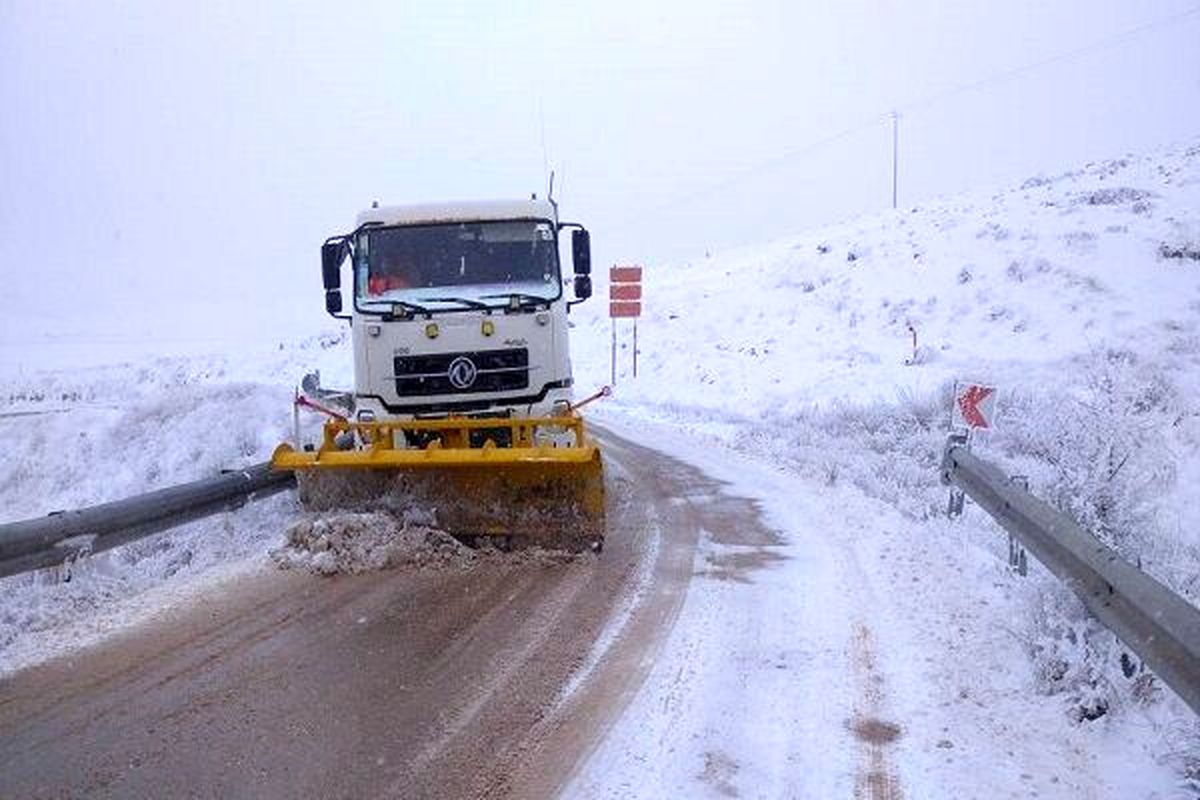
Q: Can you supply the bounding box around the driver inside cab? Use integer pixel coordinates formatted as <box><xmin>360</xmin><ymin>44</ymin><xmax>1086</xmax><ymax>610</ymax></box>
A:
<box><xmin>368</xmin><ymin>249</ymin><xmax>415</xmax><ymax>295</ymax></box>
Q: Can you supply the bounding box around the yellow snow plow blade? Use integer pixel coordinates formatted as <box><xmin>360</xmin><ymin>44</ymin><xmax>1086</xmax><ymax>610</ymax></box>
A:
<box><xmin>272</xmin><ymin>415</ymin><xmax>605</xmax><ymax>551</ymax></box>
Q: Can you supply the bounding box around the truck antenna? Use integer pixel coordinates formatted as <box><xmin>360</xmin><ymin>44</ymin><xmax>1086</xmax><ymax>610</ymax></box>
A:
<box><xmin>547</xmin><ymin>170</ymin><xmax>558</xmax><ymax>222</ymax></box>
<box><xmin>539</xmin><ymin>98</ymin><xmax>550</xmax><ymax>189</ymax></box>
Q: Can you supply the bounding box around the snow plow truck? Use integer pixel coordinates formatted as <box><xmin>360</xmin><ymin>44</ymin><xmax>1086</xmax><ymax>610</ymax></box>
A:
<box><xmin>271</xmin><ymin>198</ymin><xmax>606</xmax><ymax>551</ymax></box>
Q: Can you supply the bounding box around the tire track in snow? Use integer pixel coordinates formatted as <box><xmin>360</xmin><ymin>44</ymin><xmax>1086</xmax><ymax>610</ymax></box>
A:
<box><xmin>849</xmin><ymin>622</ymin><xmax>905</xmax><ymax>800</ymax></box>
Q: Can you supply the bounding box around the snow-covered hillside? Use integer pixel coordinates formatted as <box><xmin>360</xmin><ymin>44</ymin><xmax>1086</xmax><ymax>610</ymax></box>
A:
<box><xmin>574</xmin><ymin>141</ymin><xmax>1200</xmax><ymax>410</ymax></box>
<box><xmin>2</xmin><ymin>139</ymin><xmax>1199</xmax><ymax>793</ymax></box>
<box><xmin>579</xmin><ymin>138</ymin><xmax>1200</xmax><ymax>586</ymax></box>
<box><xmin>577</xmin><ymin>138</ymin><xmax>1200</xmax><ymax>615</ymax></box>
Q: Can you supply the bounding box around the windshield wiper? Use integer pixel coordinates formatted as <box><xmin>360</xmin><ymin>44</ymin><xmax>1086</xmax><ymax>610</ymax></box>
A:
<box><xmin>478</xmin><ymin>292</ymin><xmax>552</xmax><ymax>309</ymax></box>
<box><xmin>361</xmin><ymin>298</ymin><xmax>431</xmax><ymax>316</ymax></box>
<box><xmin>418</xmin><ymin>296</ymin><xmax>491</xmax><ymax>310</ymax></box>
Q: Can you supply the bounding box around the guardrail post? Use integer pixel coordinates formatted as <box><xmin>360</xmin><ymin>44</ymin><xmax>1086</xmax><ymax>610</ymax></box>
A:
<box><xmin>941</xmin><ymin>431</ymin><xmax>969</xmax><ymax>518</ymax></box>
<box><xmin>1007</xmin><ymin>475</ymin><xmax>1030</xmax><ymax>576</ymax></box>
<box><xmin>947</xmin><ymin>489</ymin><xmax>965</xmax><ymax>518</ymax></box>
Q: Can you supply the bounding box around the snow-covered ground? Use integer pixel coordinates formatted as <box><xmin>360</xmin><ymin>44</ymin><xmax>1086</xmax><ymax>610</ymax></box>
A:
<box><xmin>564</xmin><ymin>139</ymin><xmax>1200</xmax><ymax>793</ymax></box>
<box><xmin>2</xmin><ymin>139</ymin><xmax>1199</xmax><ymax>794</ymax></box>
<box><xmin>569</xmin><ymin>412</ymin><xmax>1183</xmax><ymax>798</ymax></box>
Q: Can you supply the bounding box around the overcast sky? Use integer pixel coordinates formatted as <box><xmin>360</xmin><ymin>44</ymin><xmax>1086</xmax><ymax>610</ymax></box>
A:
<box><xmin>2</xmin><ymin>1</ymin><xmax>1198</xmax><ymax>346</ymax></box>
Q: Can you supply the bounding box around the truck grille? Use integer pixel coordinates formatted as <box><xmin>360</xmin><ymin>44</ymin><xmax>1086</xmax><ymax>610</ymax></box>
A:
<box><xmin>394</xmin><ymin>348</ymin><xmax>530</xmax><ymax>397</ymax></box>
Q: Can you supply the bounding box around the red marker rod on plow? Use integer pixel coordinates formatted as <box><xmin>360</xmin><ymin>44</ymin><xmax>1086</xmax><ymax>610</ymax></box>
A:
<box><xmin>571</xmin><ymin>385</ymin><xmax>612</xmax><ymax>412</ymax></box>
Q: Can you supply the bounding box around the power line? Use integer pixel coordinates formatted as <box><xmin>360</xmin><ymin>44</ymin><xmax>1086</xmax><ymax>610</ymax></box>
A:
<box><xmin>620</xmin><ymin>4</ymin><xmax>1200</xmax><ymax>230</ymax></box>
<box><xmin>620</xmin><ymin>112</ymin><xmax>887</xmax><ymax>227</ymax></box>
<box><xmin>891</xmin><ymin>111</ymin><xmax>899</xmax><ymax>210</ymax></box>
<box><xmin>897</xmin><ymin>3</ymin><xmax>1200</xmax><ymax>116</ymax></box>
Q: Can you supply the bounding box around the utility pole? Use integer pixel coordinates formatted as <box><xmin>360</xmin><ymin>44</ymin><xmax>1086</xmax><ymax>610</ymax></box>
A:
<box><xmin>891</xmin><ymin>110</ymin><xmax>899</xmax><ymax>210</ymax></box>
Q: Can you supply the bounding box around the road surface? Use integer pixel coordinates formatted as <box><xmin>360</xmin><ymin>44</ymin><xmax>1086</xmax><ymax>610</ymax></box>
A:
<box><xmin>0</xmin><ymin>427</ymin><xmax>776</xmax><ymax>799</ymax></box>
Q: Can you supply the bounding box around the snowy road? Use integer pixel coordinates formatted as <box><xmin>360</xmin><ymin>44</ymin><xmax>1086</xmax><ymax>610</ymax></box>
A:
<box><xmin>0</xmin><ymin>418</ymin><xmax>1180</xmax><ymax>798</ymax></box>
<box><xmin>0</xmin><ymin>428</ymin><xmax>737</xmax><ymax>799</ymax></box>
<box><xmin>570</xmin><ymin>418</ymin><xmax>901</xmax><ymax>799</ymax></box>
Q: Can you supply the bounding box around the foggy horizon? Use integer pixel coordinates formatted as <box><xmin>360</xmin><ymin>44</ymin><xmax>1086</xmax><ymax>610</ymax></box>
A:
<box><xmin>3</xmin><ymin>1</ymin><xmax>1199</xmax><ymax>347</ymax></box>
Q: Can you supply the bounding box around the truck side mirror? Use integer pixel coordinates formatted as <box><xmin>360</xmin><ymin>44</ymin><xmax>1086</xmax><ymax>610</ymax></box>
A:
<box><xmin>321</xmin><ymin>239</ymin><xmax>348</xmax><ymax>290</ymax></box>
<box><xmin>572</xmin><ymin>229</ymin><xmax>591</xmax><ymax>275</ymax></box>
<box><xmin>322</xmin><ymin>238</ymin><xmax>349</xmax><ymax>318</ymax></box>
<box><xmin>573</xmin><ymin>275</ymin><xmax>592</xmax><ymax>301</ymax></box>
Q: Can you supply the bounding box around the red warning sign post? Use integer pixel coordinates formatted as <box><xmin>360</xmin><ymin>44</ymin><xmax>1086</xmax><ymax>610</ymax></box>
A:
<box><xmin>952</xmin><ymin>381</ymin><xmax>998</xmax><ymax>431</ymax></box>
<box><xmin>609</xmin><ymin>265</ymin><xmax>643</xmax><ymax>383</ymax></box>
<box><xmin>945</xmin><ymin>380</ymin><xmax>1000</xmax><ymax>520</ymax></box>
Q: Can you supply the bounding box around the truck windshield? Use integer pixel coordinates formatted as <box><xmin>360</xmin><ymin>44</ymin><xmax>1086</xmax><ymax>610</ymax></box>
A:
<box><xmin>355</xmin><ymin>220</ymin><xmax>560</xmax><ymax>309</ymax></box>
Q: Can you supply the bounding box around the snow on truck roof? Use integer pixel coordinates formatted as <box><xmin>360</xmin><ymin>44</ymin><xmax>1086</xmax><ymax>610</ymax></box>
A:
<box><xmin>355</xmin><ymin>198</ymin><xmax>556</xmax><ymax>227</ymax></box>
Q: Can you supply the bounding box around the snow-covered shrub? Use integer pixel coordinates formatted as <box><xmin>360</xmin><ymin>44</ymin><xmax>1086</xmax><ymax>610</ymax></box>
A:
<box><xmin>1062</xmin><ymin>230</ymin><xmax>1098</xmax><ymax>254</ymax></box>
<box><xmin>999</xmin><ymin>349</ymin><xmax>1176</xmax><ymax>562</ymax></box>
<box><xmin>1076</xmin><ymin>186</ymin><xmax>1153</xmax><ymax>206</ymax></box>
<box><xmin>740</xmin><ymin>382</ymin><xmax>952</xmax><ymax>520</ymax></box>
<box><xmin>1023</xmin><ymin>585</ymin><xmax>1115</xmax><ymax>722</ymax></box>
<box><xmin>1158</xmin><ymin>219</ymin><xmax>1200</xmax><ymax>262</ymax></box>
<box><xmin>987</xmin><ymin>349</ymin><xmax>1186</xmax><ymax>718</ymax></box>
<box><xmin>1159</xmin><ymin>242</ymin><xmax>1200</xmax><ymax>262</ymax></box>
<box><xmin>976</xmin><ymin>221</ymin><xmax>1010</xmax><ymax>241</ymax></box>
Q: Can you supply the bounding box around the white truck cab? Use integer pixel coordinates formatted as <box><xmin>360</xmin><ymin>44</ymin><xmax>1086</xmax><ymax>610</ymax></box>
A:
<box><xmin>320</xmin><ymin>198</ymin><xmax>594</xmax><ymax>423</ymax></box>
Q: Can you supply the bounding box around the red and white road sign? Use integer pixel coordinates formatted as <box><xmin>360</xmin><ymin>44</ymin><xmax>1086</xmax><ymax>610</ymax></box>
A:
<box><xmin>610</xmin><ymin>266</ymin><xmax>642</xmax><ymax>284</ymax></box>
<box><xmin>609</xmin><ymin>265</ymin><xmax>644</xmax><ymax>381</ymax></box>
<box><xmin>609</xmin><ymin>302</ymin><xmax>641</xmax><ymax>317</ymax></box>
<box><xmin>952</xmin><ymin>382</ymin><xmax>997</xmax><ymax>430</ymax></box>
<box><xmin>609</xmin><ymin>264</ymin><xmax>643</xmax><ymax>319</ymax></box>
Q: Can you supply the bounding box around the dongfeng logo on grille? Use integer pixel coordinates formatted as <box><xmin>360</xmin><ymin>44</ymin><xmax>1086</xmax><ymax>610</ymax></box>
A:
<box><xmin>447</xmin><ymin>356</ymin><xmax>478</xmax><ymax>389</ymax></box>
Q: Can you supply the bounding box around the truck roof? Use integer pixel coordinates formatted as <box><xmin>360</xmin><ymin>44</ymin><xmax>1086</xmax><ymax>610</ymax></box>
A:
<box><xmin>355</xmin><ymin>198</ymin><xmax>556</xmax><ymax>228</ymax></box>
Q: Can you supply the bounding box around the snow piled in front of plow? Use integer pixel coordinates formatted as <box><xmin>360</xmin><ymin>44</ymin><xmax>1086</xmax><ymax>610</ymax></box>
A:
<box><xmin>272</xmin><ymin>512</ymin><xmax>478</xmax><ymax>574</ymax></box>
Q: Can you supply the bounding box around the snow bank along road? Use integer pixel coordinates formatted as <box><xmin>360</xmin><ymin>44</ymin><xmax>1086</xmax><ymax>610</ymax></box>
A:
<box><xmin>0</xmin><ymin>426</ymin><xmax>777</xmax><ymax>799</ymax></box>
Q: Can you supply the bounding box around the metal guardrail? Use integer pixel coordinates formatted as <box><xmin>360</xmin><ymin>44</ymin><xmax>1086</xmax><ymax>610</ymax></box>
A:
<box><xmin>941</xmin><ymin>441</ymin><xmax>1200</xmax><ymax>715</ymax></box>
<box><xmin>0</xmin><ymin>462</ymin><xmax>295</xmax><ymax>579</ymax></box>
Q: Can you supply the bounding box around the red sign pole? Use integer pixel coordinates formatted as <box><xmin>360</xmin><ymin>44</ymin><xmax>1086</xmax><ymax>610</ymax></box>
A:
<box><xmin>610</xmin><ymin>318</ymin><xmax>617</xmax><ymax>385</ymax></box>
<box><xmin>633</xmin><ymin>318</ymin><xmax>638</xmax><ymax>377</ymax></box>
